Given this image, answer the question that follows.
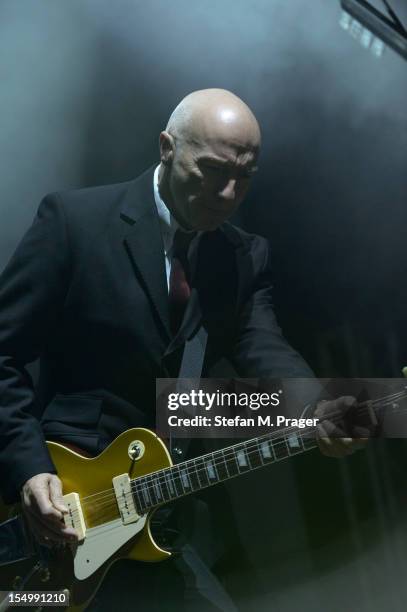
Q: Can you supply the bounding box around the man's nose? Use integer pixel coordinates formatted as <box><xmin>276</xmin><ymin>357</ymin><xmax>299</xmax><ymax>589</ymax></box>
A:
<box><xmin>219</xmin><ymin>178</ymin><xmax>236</xmax><ymax>202</ymax></box>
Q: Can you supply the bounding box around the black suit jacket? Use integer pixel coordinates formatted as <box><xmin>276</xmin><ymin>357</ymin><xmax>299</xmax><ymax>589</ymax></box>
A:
<box><xmin>0</xmin><ymin>165</ymin><xmax>316</xmax><ymax>502</ymax></box>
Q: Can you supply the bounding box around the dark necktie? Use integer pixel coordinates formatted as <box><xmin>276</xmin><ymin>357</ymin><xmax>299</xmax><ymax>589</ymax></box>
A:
<box><xmin>169</xmin><ymin>229</ymin><xmax>195</xmax><ymax>335</ymax></box>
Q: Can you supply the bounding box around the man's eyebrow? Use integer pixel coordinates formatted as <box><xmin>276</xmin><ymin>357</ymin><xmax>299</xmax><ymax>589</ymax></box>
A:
<box><xmin>198</xmin><ymin>155</ymin><xmax>229</xmax><ymax>164</ymax></box>
<box><xmin>199</xmin><ymin>156</ymin><xmax>258</xmax><ymax>171</ymax></box>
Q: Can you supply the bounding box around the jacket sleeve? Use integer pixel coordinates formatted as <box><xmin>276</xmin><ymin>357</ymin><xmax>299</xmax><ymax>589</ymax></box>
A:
<box><xmin>230</xmin><ymin>235</ymin><xmax>323</xmax><ymax>407</ymax></box>
<box><xmin>0</xmin><ymin>193</ymin><xmax>70</xmax><ymax>502</ymax></box>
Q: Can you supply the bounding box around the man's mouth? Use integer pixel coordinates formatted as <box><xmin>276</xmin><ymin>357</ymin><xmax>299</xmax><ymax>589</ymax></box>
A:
<box><xmin>203</xmin><ymin>205</ymin><xmax>230</xmax><ymax>215</ymax></box>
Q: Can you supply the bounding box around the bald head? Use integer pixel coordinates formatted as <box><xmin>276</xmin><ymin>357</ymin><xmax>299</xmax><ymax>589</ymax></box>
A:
<box><xmin>158</xmin><ymin>89</ymin><xmax>261</xmax><ymax>231</ymax></box>
<box><xmin>166</xmin><ymin>88</ymin><xmax>261</xmax><ymax>150</ymax></box>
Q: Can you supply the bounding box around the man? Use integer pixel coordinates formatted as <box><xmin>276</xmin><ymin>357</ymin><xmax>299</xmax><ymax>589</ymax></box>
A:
<box><xmin>0</xmin><ymin>89</ymin><xmax>365</xmax><ymax>609</ymax></box>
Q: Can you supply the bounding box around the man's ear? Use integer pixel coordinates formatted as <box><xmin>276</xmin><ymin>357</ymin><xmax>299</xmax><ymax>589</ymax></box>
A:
<box><xmin>159</xmin><ymin>131</ymin><xmax>175</xmax><ymax>166</ymax></box>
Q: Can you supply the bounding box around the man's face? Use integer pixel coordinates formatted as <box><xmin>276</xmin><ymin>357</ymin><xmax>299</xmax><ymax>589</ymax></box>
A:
<box><xmin>165</xmin><ymin>131</ymin><xmax>259</xmax><ymax>231</ymax></box>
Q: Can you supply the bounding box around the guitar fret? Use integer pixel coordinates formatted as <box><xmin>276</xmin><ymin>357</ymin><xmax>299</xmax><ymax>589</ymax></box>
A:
<box><xmin>129</xmin><ymin>426</ymin><xmax>320</xmax><ymax>512</ymax></box>
<box><xmin>245</xmin><ymin>441</ymin><xmax>263</xmax><ymax>469</ymax></box>
<box><xmin>213</xmin><ymin>452</ymin><xmax>228</xmax><ymax>480</ymax></box>
<box><xmin>192</xmin><ymin>458</ymin><xmax>202</xmax><ymax>488</ymax></box>
<box><xmin>153</xmin><ymin>476</ymin><xmax>163</xmax><ymax>502</ymax></box>
<box><xmin>232</xmin><ymin>447</ymin><xmax>240</xmax><ymax>473</ymax></box>
<box><xmin>231</xmin><ymin>447</ymin><xmax>241</xmax><ymax>474</ymax></box>
<box><xmin>194</xmin><ymin>457</ymin><xmax>211</xmax><ymax>487</ymax></box>
<box><xmin>302</xmin><ymin>436</ymin><xmax>318</xmax><ymax>451</ymax></box>
<box><xmin>158</xmin><ymin>472</ymin><xmax>170</xmax><ymax>501</ymax></box>
<box><xmin>287</xmin><ymin>433</ymin><xmax>302</xmax><ymax>455</ymax></box>
<box><xmin>272</xmin><ymin>437</ymin><xmax>289</xmax><ymax>461</ymax></box>
<box><xmin>282</xmin><ymin>435</ymin><xmax>290</xmax><ymax>457</ymax></box>
<box><xmin>246</xmin><ymin>443</ymin><xmax>254</xmax><ymax>469</ymax></box>
<box><xmin>141</xmin><ymin>480</ymin><xmax>152</xmax><ymax>507</ymax></box>
<box><xmin>224</xmin><ymin>449</ymin><xmax>239</xmax><ymax>477</ymax></box>
<box><xmin>164</xmin><ymin>470</ymin><xmax>176</xmax><ymax>497</ymax></box>
<box><xmin>180</xmin><ymin>468</ymin><xmax>191</xmax><ymax>490</ymax></box>
<box><xmin>171</xmin><ymin>466</ymin><xmax>185</xmax><ymax>496</ymax></box>
<box><xmin>205</xmin><ymin>458</ymin><xmax>219</xmax><ymax>482</ymax></box>
<box><xmin>269</xmin><ymin>438</ymin><xmax>277</xmax><ymax>461</ymax></box>
<box><xmin>187</xmin><ymin>460</ymin><xmax>200</xmax><ymax>490</ymax></box>
<box><xmin>170</xmin><ymin>466</ymin><xmax>184</xmax><ymax>497</ymax></box>
<box><xmin>297</xmin><ymin>434</ymin><xmax>306</xmax><ymax>452</ymax></box>
<box><xmin>260</xmin><ymin>440</ymin><xmax>272</xmax><ymax>460</ymax></box>
<box><xmin>145</xmin><ymin>475</ymin><xmax>158</xmax><ymax>506</ymax></box>
<box><xmin>256</xmin><ymin>440</ymin><xmax>265</xmax><ymax>465</ymax></box>
<box><xmin>133</xmin><ymin>481</ymin><xmax>144</xmax><ymax>513</ymax></box>
<box><xmin>235</xmin><ymin>447</ymin><xmax>250</xmax><ymax>472</ymax></box>
<box><xmin>221</xmin><ymin>449</ymin><xmax>230</xmax><ymax>478</ymax></box>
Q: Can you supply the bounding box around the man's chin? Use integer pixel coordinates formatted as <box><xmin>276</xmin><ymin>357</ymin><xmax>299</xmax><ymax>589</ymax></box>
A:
<box><xmin>196</xmin><ymin>219</ymin><xmax>224</xmax><ymax>232</ymax></box>
<box><xmin>193</xmin><ymin>212</ymin><xmax>228</xmax><ymax>231</ymax></box>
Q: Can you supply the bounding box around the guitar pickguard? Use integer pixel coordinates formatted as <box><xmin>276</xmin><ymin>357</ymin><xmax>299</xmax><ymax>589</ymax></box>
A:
<box><xmin>74</xmin><ymin>515</ymin><xmax>146</xmax><ymax>580</ymax></box>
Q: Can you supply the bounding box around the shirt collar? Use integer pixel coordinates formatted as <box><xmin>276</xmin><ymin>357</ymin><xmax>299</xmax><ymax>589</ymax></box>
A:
<box><xmin>153</xmin><ymin>164</ymin><xmax>201</xmax><ymax>255</ymax></box>
<box><xmin>153</xmin><ymin>164</ymin><xmax>179</xmax><ymax>255</ymax></box>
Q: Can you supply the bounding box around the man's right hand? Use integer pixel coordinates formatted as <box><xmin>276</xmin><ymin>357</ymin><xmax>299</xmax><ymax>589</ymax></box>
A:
<box><xmin>21</xmin><ymin>473</ymin><xmax>79</xmax><ymax>548</ymax></box>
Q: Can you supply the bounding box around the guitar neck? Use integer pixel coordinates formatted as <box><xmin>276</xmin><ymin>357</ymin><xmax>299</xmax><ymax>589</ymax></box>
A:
<box><xmin>131</xmin><ymin>426</ymin><xmax>318</xmax><ymax>513</ymax></box>
<box><xmin>130</xmin><ymin>384</ymin><xmax>407</xmax><ymax>513</ymax></box>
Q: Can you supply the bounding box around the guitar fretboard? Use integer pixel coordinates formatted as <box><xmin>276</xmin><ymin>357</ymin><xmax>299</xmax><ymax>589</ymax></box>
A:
<box><xmin>131</xmin><ymin>428</ymin><xmax>317</xmax><ymax>514</ymax></box>
<box><xmin>130</xmin><ymin>385</ymin><xmax>407</xmax><ymax>514</ymax></box>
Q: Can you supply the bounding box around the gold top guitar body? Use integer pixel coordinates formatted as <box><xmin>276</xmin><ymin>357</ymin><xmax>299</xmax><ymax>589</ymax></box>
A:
<box><xmin>0</xmin><ymin>429</ymin><xmax>173</xmax><ymax>611</ymax></box>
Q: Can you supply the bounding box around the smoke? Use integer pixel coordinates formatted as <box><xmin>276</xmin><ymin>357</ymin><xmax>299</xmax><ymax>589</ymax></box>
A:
<box><xmin>0</xmin><ymin>0</ymin><xmax>405</xmax><ymax>362</ymax></box>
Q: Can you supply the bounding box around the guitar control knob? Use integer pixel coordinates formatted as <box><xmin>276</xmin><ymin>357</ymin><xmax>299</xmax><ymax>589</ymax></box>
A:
<box><xmin>128</xmin><ymin>440</ymin><xmax>145</xmax><ymax>461</ymax></box>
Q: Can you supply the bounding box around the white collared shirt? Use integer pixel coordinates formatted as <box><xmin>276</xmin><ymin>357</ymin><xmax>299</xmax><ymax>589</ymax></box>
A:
<box><xmin>153</xmin><ymin>164</ymin><xmax>198</xmax><ymax>291</ymax></box>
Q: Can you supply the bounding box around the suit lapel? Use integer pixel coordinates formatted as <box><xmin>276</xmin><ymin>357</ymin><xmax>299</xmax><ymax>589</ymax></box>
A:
<box><xmin>120</xmin><ymin>168</ymin><xmax>248</xmax><ymax>361</ymax></box>
<box><xmin>120</xmin><ymin>165</ymin><xmax>171</xmax><ymax>341</ymax></box>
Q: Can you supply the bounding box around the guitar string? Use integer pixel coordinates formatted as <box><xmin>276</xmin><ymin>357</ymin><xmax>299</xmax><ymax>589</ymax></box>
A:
<box><xmin>67</xmin><ymin>389</ymin><xmax>407</xmax><ymax>521</ymax></box>
<box><xmin>65</xmin><ymin>392</ymin><xmax>407</xmax><ymax>524</ymax></box>
<box><xmin>75</xmin><ymin>388</ymin><xmax>407</xmax><ymax>507</ymax></box>
<box><xmin>70</xmin><ymin>418</ymin><xmax>407</xmax><ymax>534</ymax></box>
<box><xmin>68</xmin><ymin>425</ymin><xmax>407</xmax><ymax>530</ymax></box>
<box><xmin>78</xmin><ymin>390</ymin><xmax>400</xmax><ymax>541</ymax></box>
<box><xmin>77</xmin><ymin>387</ymin><xmax>407</xmax><ymax>507</ymax></box>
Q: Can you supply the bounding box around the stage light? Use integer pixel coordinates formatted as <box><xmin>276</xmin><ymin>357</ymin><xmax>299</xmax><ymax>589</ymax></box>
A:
<box><xmin>340</xmin><ymin>0</ymin><xmax>407</xmax><ymax>60</ymax></box>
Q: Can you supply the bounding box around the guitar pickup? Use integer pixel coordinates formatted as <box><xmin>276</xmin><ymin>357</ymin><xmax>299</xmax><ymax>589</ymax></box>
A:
<box><xmin>112</xmin><ymin>474</ymin><xmax>140</xmax><ymax>524</ymax></box>
<box><xmin>62</xmin><ymin>492</ymin><xmax>86</xmax><ymax>541</ymax></box>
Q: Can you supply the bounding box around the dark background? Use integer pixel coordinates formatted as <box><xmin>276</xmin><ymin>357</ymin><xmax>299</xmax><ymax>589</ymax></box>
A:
<box><xmin>0</xmin><ymin>1</ymin><xmax>406</xmax><ymax>610</ymax></box>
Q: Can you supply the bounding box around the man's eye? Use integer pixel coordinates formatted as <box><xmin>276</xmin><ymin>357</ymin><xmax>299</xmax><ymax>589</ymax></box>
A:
<box><xmin>201</xmin><ymin>164</ymin><xmax>254</xmax><ymax>179</ymax></box>
<box><xmin>205</xmin><ymin>165</ymin><xmax>223</xmax><ymax>172</ymax></box>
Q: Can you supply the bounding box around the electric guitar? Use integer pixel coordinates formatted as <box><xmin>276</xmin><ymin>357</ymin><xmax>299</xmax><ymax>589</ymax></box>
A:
<box><xmin>0</xmin><ymin>386</ymin><xmax>406</xmax><ymax>611</ymax></box>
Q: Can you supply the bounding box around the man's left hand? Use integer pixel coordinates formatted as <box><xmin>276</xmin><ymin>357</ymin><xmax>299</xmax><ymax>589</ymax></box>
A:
<box><xmin>314</xmin><ymin>396</ymin><xmax>371</xmax><ymax>458</ymax></box>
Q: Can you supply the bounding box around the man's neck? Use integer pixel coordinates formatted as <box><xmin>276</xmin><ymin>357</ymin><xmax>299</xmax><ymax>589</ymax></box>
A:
<box><xmin>157</xmin><ymin>163</ymin><xmax>192</xmax><ymax>232</ymax></box>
